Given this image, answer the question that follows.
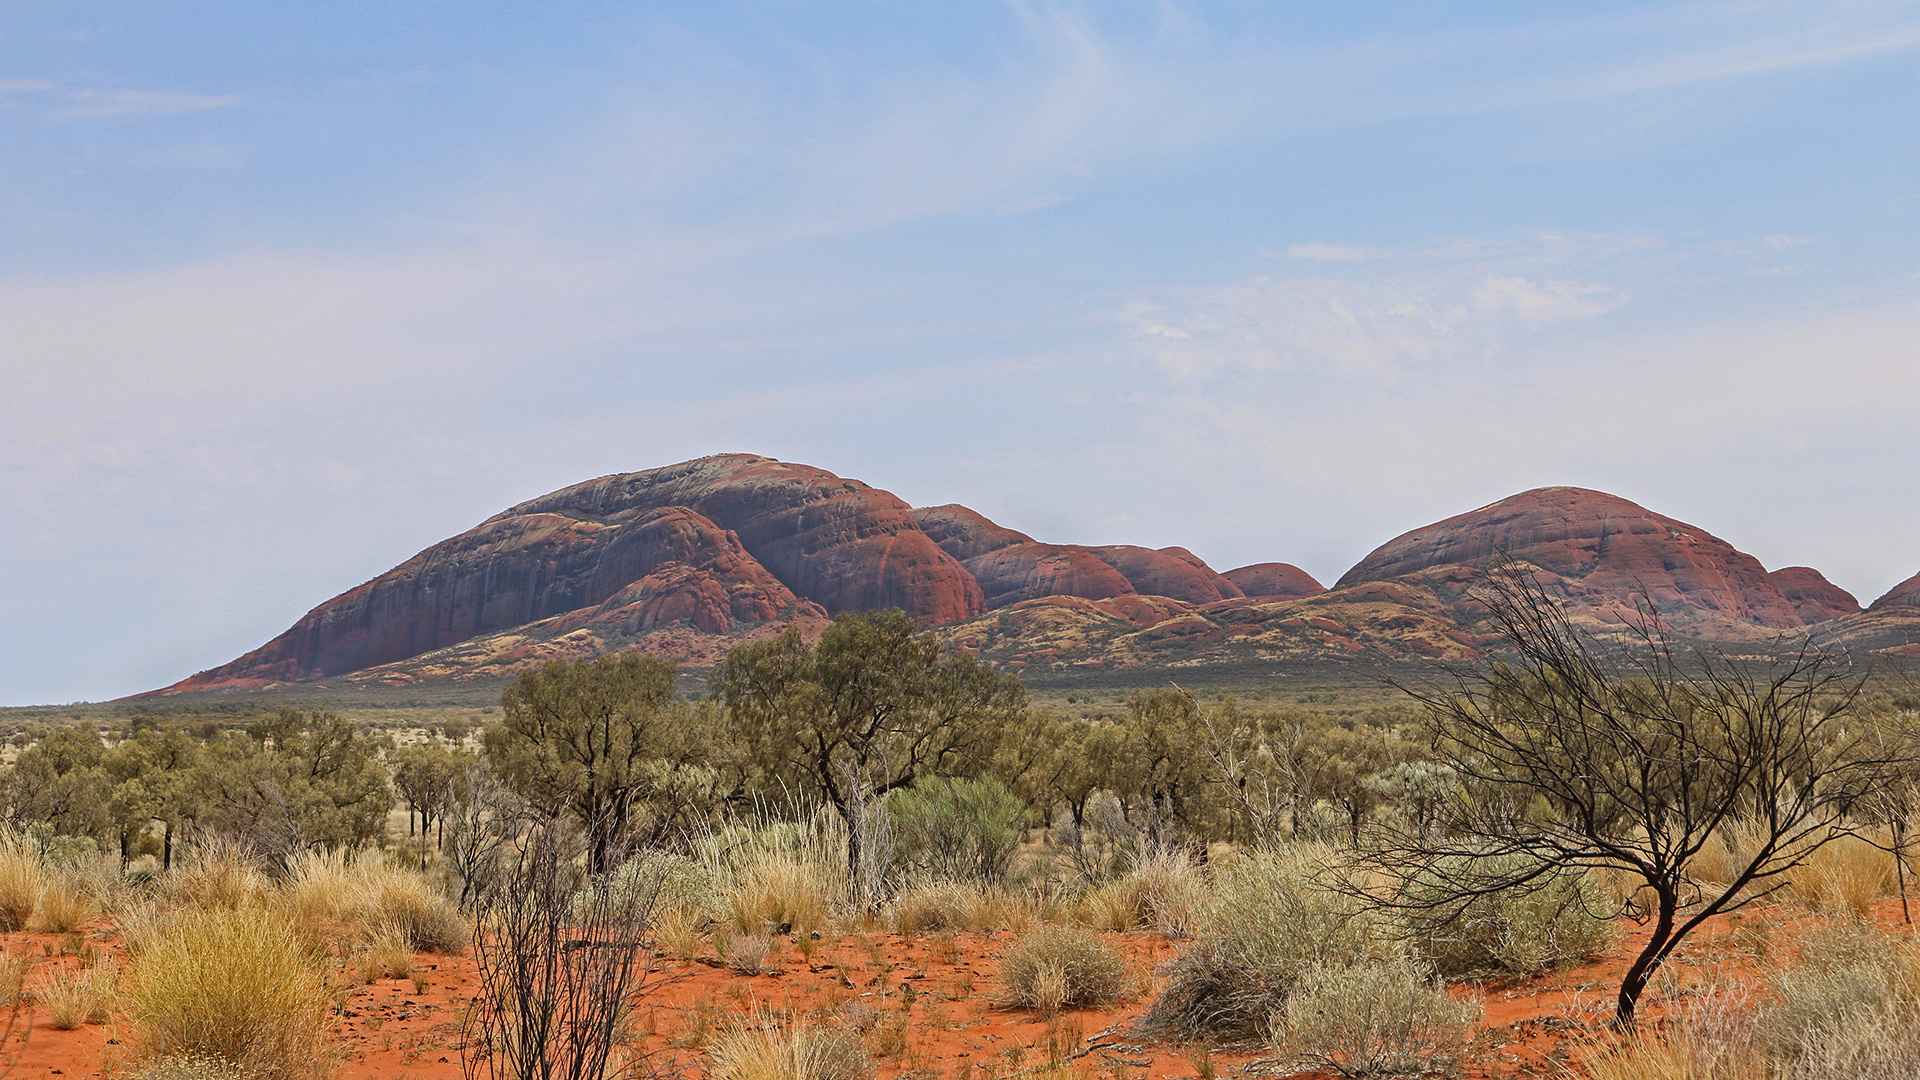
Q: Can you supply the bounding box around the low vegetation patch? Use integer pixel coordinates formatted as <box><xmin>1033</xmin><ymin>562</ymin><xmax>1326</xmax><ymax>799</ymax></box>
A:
<box><xmin>121</xmin><ymin>906</ymin><xmax>338</xmax><ymax>1080</ymax></box>
<box><xmin>997</xmin><ymin>923</ymin><xmax>1133</xmax><ymax>1014</ymax></box>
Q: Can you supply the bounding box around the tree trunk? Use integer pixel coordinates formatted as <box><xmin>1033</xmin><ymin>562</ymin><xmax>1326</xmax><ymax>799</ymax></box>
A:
<box><xmin>1614</xmin><ymin>890</ymin><xmax>1677</xmax><ymax>1025</ymax></box>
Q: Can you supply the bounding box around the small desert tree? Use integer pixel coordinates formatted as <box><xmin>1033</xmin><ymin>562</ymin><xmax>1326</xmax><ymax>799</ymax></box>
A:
<box><xmin>713</xmin><ymin>609</ymin><xmax>1026</xmax><ymax>883</ymax></box>
<box><xmin>485</xmin><ymin>652</ymin><xmax>703</xmax><ymax>874</ymax></box>
<box><xmin>1375</xmin><ymin>565</ymin><xmax>1899</xmax><ymax>1025</ymax></box>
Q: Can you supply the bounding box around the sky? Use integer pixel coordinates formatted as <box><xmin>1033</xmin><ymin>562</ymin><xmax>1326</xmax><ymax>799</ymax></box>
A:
<box><xmin>2</xmin><ymin>1</ymin><xmax>1916</xmax><ymax>706</ymax></box>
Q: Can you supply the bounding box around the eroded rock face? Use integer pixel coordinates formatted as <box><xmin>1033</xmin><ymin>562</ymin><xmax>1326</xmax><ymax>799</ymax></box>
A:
<box><xmin>962</xmin><ymin>544</ymin><xmax>1137</xmax><ymax>608</ymax></box>
<box><xmin>1336</xmin><ymin>487</ymin><xmax>1803</xmax><ymax>636</ymax></box>
<box><xmin>1871</xmin><ymin>571</ymin><xmax>1920</xmax><ymax>611</ymax></box>
<box><xmin>1088</xmin><ymin>546</ymin><xmax>1244</xmax><ymax>604</ymax></box>
<box><xmin>493</xmin><ymin>455</ymin><xmax>985</xmax><ymax>622</ymax></box>
<box><xmin>909</xmin><ymin>505</ymin><xmax>1035</xmax><ymax>562</ymax></box>
<box><xmin>1767</xmin><ymin>567</ymin><xmax>1861</xmax><ymax>624</ymax></box>
<box><xmin>168</xmin><ymin>504</ymin><xmax>816</xmax><ymax>690</ymax></box>
<box><xmin>1223</xmin><ymin>563</ymin><xmax>1326</xmax><ymax>599</ymax></box>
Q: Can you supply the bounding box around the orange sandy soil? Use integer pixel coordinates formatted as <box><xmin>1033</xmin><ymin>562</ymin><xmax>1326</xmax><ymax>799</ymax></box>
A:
<box><xmin>5</xmin><ymin>898</ymin><xmax>1916</xmax><ymax>1080</ymax></box>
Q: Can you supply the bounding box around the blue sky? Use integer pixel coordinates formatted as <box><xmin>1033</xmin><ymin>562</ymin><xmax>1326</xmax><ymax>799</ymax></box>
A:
<box><xmin>3</xmin><ymin>1</ymin><xmax>1916</xmax><ymax>705</ymax></box>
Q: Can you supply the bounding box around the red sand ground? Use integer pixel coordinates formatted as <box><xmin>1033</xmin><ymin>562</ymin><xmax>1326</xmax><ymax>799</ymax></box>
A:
<box><xmin>4</xmin><ymin>898</ymin><xmax>1914</xmax><ymax>1080</ymax></box>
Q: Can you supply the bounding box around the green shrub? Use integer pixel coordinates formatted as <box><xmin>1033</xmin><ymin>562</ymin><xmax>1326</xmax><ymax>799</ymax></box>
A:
<box><xmin>1270</xmin><ymin>962</ymin><xmax>1480</xmax><ymax>1078</ymax></box>
<box><xmin>888</xmin><ymin>776</ymin><xmax>1023</xmax><ymax>884</ymax></box>
<box><xmin>997</xmin><ymin>924</ymin><xmax>1134</xmax><ymax>1014</ymax></box>
<box><xmin>1402</xmin><ymin>854</ymin><xmax>1615</xmax><ymax>977</ymax></box>
<box><xmin>1141</xmin><ymin>846</ymin><xmax>1391</xmax><ymax>1039</ymax></box>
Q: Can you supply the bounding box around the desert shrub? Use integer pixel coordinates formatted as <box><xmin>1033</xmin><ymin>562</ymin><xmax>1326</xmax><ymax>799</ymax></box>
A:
<box><xmin>1402</xmin><ymin>854</ymin><xmax>1615</xmax><ymax>977</ymax></box>
<box><xmin>888</xmin><ymin>776</ymin><xmax>1024</xmax><ymax>885</ymax></box>
<box><xmin>997</xmin><ymin>924</ymin><xmax>1133</xmax><ymax>1014</ymax></box>
<box><xmin>160</xmin><ymin>839</ymin><xmax>269</xmax><ymax>911</ymax></box>
<box><xmin>709</xmin><ymin>1013</ymin><xmax>872</xmax><ymax>1080</ymax></box>
<box><xmin>1269</xmin><ymin>961</ymin><xmax>1479</xmax><ymax>1078</ymax></box>
<box><xmin>1076</xmin><ymin>848</ymin><xmax>1203</xmax><ymax>937</ymax></box>
<box><xmin>37</xmin><ymin>955</ymin><xmax>116</xmax><ymax>1030</ymax></box>
<box><xmin>889</xmin><ymin>880</ymin><xmax>998</xmax><ymax>935</ymax></box>
<box><xmin>0</xmin><ymin>838</ymin><xmax>43</xmax><ymax>931</ymax></box>
<box><xmin>613</xmin><ymin>850</ymin><xmax>719</xmax><ymax>922</ymax></box>
<box><xmin>121</xmin><ymin>907</ymin><xmax>336</xmax><ymax>1080</ymax></box>
<box><xmin>1142</xmin><ymin>846</ymin><xmax>1390</xmax><ymax>1039</ymax></box>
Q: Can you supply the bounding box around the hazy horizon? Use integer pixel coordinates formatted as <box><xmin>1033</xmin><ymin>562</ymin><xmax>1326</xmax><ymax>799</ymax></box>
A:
<box><xmin>4</xmin><ymin>2</ymin><xmax>1916</xmax><ymax>705</ymax></box>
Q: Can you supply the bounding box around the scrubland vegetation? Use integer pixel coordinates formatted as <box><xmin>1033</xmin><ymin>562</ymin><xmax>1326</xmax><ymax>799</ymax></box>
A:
<box><xmin>0</xmin><ymin>583</ymin><xmax>1915</xmax><ymax>1078</ymax></box>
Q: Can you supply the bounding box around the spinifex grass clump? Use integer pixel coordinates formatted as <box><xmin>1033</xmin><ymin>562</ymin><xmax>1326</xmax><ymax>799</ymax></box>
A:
<box><xmin>121</xmin><ymin>906</ymin><xmax>337</xmax><ymax>1080</ymax></box>
<box><xmin>997</xmin><ymin>924</ymin><xmax>1133</xmax><ymax>1015</ymax></box>
<box><xmin>1269</xmin><ymin>961</ymin><xmax>1479</xmax><ymax>1077</ymax></box>
<box><xmin>709</xmin><ymin>1012</ymin><xmax>872</xmax><ymax>1080</ymax></box>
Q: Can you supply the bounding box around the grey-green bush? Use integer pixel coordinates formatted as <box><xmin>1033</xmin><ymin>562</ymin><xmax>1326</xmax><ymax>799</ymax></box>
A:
<box><xmin>1270</xmin><ymin>962</ymin><xmax>1479</xmax><ymax>1079</ymax></box>
<box><xmin>1141</xmin><ymin>847</ymin><xmax>1392</xmax><ymax>1038</ymax></box>
<box><xmin>888</xmin><ymin>776</ymin><xmax>1023</xmax><ymax>884</ymax></box>
<box><xmin>1401</xmin><ymin>853</ymin><xmax>1614</xmax><ymax>977</ymax></box>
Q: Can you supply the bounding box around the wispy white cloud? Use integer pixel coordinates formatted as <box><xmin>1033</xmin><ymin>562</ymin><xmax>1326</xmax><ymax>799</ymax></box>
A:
<box><xmin>1</xmin><ymin>78</ymin><xmax>236</xmax><ymax>121</ymax></box>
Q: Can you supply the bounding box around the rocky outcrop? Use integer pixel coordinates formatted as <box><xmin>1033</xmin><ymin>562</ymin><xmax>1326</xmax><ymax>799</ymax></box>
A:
<box><xmin>1337</xmin><ymin>487</ymin><xmax>1803</xmax><ymax>638</ymax></box>
<box><xmin>168</xmin><ymin>504</ymin><xmax>821</xmax><ymax>689</ymax></box>
<box><xmin>1767</xmin><ymin>567</ymin><xmax>1861</xmax><ymax>624</ymax></box>
<box><xmin>909</xmin><ymin>505</ymin><xmax>1035</xmax><ymax>561</ymax></box>
<box><xmin>492</xmin><ymin>455</ymin><xmax>985</xmax><ymax>623</ymax></box>
<box><xmin>1871</xmin><ymin>571</ymin><xmax>1920</xmax><ymax>611</ymax></box>
<box><xmin>1223</xmin><ymin>563</ymin><xmax>1325</xmax><ymax>599</ymax></box>
<box><xmin>151</xmin><ymin>459</ymin><xmax>1875</xmax><ymax>693</ymax></box>
<box><xmin>1088</xmin><ymin>546</ymin><xmax>1244</xmax><ymax>604</ymax></box>
<box><xmin>961</xmin><ymin>544</ymin><xmax>1137</xmax><ymax>608</ymax></box>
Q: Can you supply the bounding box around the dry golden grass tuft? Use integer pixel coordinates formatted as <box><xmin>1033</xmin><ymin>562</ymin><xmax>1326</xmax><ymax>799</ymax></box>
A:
<box><xmin>1791</xmin><ymin>833</ymin><xmax>1896</xmax><ymax>916</ymax></box>
<box><xmin>34</xmin><ymin>875</ymin><xmax>96</xmax><ymax>934</ymax></box>
<box><xmin>709</xmin><ymin>1012</ymin><xmax>873</xmax><ymax>1080</ymax></box>
<box><xmin>0</xmin><ymin>949</ymin><xmax>30</xmax><ymax>1006</ymax></box>
<box><xmin>161</xmin><ymin>840</ymin><xmax>270</xmax><ymax>911</ymax></box>
<box><xmin>121</xmin><ymin>906</ymin><xmax>338</xmax><ymax>1080</ymax></box>
<box><xmin>133</xmin><ymin>1052</ymin><xmax>250</xmax><ymax>1080</ymax></box>
<box><xmin>37</xmin><ymin>954</ymin><xmax>117</xmax><ymax>1030</ymax></box>
<box><xmin>1076</xmin><ymin>850</ymin><xmax>1204</xmax><ymax>937</ymax></box>
<box><xmin>889</xmin><ymin>880</ymin><xmax>1001</xmax><ymax>935</ymax></box>
<box><xmin>726</xmin><ymin>849</ymin><xmax>838</xmax><ymax>937</ymax></box>
<box><xmin>281</xmin><ymin>850</ymin><xmax>468</xmax><ymax>953</ymax></box>
<box><xmin>355</xmin><ymin>920</ymin><xmax>415</xmax><ymax>983</ymax></box>
<box><xmin>0</xmin><ymin>838</ymin><xmax>44</xmax><ymax>932</ymax></box>
<box><xmin>997</xmin><ymin>924</ymin><xmax>1133</xmax><ymax>1015</ymax></box>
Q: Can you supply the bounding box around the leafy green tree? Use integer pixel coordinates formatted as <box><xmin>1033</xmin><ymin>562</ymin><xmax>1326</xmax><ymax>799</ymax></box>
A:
<box><xmin>189</xmin><ymin>708</ymin><xmax>394</xmax><ymax>856</ymax></box>
<box><xmin>2</xmin><ymin>727</ymin><xmax>111</xmax><ymax>840</ymax></box>
<box><xmin>391</xmin><ymin>743</ymin><xmax>467</xmax><ymax>847</ymax></box>
<box><xmin>103</xmin><ymin>726</ymin><xmax>202</xmax><ymax>868</ymax></box>
<box><xmin>713</xmin><ymin>609</ymin><xmax>1027</xmax><ymax>878</ymax></box>
<box><xmin>484</xmin><ymin>652</ymin><xmax>705</xmax><ymax>873</ymax></box>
